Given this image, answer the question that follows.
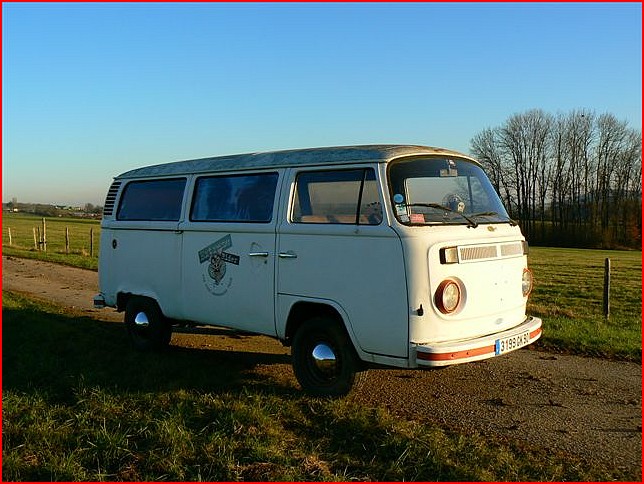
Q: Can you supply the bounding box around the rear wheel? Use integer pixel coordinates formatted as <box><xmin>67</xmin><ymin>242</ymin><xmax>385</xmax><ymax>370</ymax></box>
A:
<box><xmin>292</xmin><ymin>317</ymin><xmax>365</xmax><ymax>397</ymax></box>
<box><xmin>124</xmin><ymin>297</ymin><xmax>172</xmax><ymax>351</ymax></box>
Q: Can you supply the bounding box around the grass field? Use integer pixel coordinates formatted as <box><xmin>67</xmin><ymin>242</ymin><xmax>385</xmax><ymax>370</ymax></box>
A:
<box><xmin>2</xmin><ymin>213</ymin><xmax>100</xmax><ymax>269</ymax></box>
<box><xmin>528</xmin><ymin>247</ymin><xmax>641</xmax><ymax>361</ymax></box>
<box><xmin>2</xmin><ymin>291</ymin><xmax>633</xmax><ymax>481</ymax></box>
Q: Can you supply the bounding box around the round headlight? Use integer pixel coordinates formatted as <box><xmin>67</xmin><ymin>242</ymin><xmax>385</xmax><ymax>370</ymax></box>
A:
<box><xmin>522</xmin><ymin>269</ymin><xmax>533</xmax><ymax>297</ymax></box>
<box><xmin>435</xmin><ymin>279</ymin><xmax>461</xmax><ymax>314</ymax></box>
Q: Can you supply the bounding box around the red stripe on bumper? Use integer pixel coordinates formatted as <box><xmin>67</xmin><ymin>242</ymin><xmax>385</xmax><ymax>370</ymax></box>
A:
<box><xmin>418</xmin><ymin>326</ymin><xmax>542</xmax><ymax>362</ymax></box>
<box><xmin>417</xmin><ymin>344</ymin><xmax>496</xmax><ymax>362</ymax></box>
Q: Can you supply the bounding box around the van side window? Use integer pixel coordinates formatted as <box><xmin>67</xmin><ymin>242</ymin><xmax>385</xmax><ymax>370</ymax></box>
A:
<box><xmin>292</xmin><ymin>169</ymin><xmax>383</xmax><ymax>225</ymax></box>
<box><xmin>117</xmin><ymin>178</ymin><xmax>186</xmax><ymax>221</ymax></box>
<box><xmin>191</xmin><ymin>172</ymin><xmax>278</xmax><ymax>223</ymax></box>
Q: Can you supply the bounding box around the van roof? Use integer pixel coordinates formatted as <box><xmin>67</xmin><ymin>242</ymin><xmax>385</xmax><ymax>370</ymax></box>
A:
<box><xmin>116</xmin><ymin>144</ymin><xmax>478</xmax><ymax>179</ymax></box>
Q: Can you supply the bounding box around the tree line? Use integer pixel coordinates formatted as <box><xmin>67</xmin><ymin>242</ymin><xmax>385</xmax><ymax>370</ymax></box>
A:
<box><xmin>471</xmin><ymin>109</ymin><xmax>642</xmax><ymax>249</ymax></box>
<box><xmin>3</xmin><ymin>201</ymin><xmax>103</xmax><ymax>219</ymax></box>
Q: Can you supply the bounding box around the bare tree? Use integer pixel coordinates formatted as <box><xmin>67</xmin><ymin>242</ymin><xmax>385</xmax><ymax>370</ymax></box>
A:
<box><xmin>497</xmin><ymin>109</ymin><xmax>552</xmax><ymax>238</ymax></box>
<box><xmin>470</xmin><ymin>108</ymin><xmax>641</xmax><ymax>248</ymax></box>
<box><xmin>595</xmin><ymin>114</ymin><xmax>630</xmax><ymax>238</ymax></box>
<box><xmin>470</xmin><ymin>127</ymin><xmax>514</xmax><ymax>214</ymax></box>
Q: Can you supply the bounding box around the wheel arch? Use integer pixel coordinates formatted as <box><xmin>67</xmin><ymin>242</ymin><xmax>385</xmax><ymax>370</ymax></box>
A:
<box><xmin>282</xmin><ymin>300</ymin><xmax>353</xmax><ymax>349</ymax></box>
<box><xmin>116</xmin><ymin>291</ymin><xmax>132</xmax><ymax>312</ymax></box>
<box><xmin>117</xmin><ymin>290</ymin><xmax>164</xmax><ymax>314</ymax></box>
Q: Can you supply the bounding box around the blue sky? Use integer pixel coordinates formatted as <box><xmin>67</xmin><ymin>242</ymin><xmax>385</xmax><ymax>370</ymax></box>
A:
<box><xmin>2</xmin><ymin>2</ymin><xmax>642</xmax><ymax>206</ymax></box>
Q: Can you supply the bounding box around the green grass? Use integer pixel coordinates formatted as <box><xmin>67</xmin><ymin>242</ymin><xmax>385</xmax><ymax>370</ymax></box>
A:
<box><xmin>2</xmin><ymin>291</ymin><xmax>630</xmax><ymax>481</ymax></box>
<box><xmin>528</xmin><ymin>247</ymin><xmax>641</xmax><ymax>361</ymax></box>
<box><xmin>2</xmin><ymin>213</ymin><xmax>100</xmax><ymax>269</ymax></box>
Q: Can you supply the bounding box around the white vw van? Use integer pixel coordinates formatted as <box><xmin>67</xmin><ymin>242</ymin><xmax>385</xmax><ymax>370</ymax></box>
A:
<box><xmin>95</xmin><ymin>145</ymin><xmax>542</xmax><ymax>396</ymax></box>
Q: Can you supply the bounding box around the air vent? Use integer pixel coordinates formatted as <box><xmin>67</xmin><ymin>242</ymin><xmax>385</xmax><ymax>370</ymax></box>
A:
<box><xmin>459</xmin><ymin>245</ymin><xmax>498</xmax><ymax>261</ymax></box>
<box><xmin>453</xmin><ymin>241</ymin><xmax>526</xmax><ymax>264</ymax></box>
<box><xmin>103</xmin><ymin>181</ymin><xmax>122</xmax><ymax>217</ymax></box>
<box><xmin>500</xmin><ymin>242</ymin><xmax>523</xmax><ymax>257</ymax></box>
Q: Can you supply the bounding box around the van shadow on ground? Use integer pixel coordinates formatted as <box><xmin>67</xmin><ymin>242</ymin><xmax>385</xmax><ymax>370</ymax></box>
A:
<box><xmin>2</xmin><ymin>302</ymin><xmax>296</xmax><ymax>401</ymax></box>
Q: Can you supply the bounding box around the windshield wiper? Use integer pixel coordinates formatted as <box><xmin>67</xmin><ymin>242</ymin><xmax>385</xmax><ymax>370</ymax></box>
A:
<box><xmin>470</xmin><ymin>211</ymin><xmax>518</xmax><ymax>226</ymax></box>
<box><xmin>406</xmin><ymin>203</ymin><xmax>479</xmax><ymax>228</ymax></box>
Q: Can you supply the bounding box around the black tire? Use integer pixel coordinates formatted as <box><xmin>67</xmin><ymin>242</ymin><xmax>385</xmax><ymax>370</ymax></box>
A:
<box><xmin>124</xmin><ymin>296</ymin><xmax>172</xmax><ymax>351</ymax></box>
<box><xmin>291</xmin><ymin>317</ymin><xmax>365</xmax><ymax>397</ymax></box>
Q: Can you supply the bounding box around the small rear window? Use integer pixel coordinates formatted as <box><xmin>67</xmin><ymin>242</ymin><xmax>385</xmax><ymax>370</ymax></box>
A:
<box><xmin>117</xmin><ymin>178</ymin><xmax>186</xmax><ymax>221</ymax></box>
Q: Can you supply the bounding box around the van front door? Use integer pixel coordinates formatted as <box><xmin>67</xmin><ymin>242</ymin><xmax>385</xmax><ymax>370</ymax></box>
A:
<box><xmin>277</xmin><ymin>167</ymin><xmax>409</xmax><ymax>359</ymax></box>
<box><xmin>178</xmin><ymin>172</ymin><xmax>280</xmax><ymax>335</ymax></box>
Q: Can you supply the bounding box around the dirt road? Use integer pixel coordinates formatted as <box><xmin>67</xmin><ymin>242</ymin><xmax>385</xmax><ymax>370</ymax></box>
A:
<box><xmin>2</xmin><ymin>255</ymin><xmax>641</xmax><ymax>477</ymax></box>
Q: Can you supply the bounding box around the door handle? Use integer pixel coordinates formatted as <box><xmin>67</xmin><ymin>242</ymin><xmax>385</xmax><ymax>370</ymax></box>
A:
<box><xmin>248</xmin><ymin>252</ymin><xmax>269</xmax><ymax>257</ymax></box>
<box><xmin>278</xmin><ymin>251</ymin><xmax>298</xmax><ymax>259</ymax></box>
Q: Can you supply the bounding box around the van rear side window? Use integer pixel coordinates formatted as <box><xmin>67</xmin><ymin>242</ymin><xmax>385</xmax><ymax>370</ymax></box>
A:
<box><xmin>117</xmin><ymin>178</ymin><xmax>186</xmax><ymax>221</ymax></box>
<box><xmin>292</xmin><ymin>169</ymin><xmax>382</xmax><ymax>225</ymax></box>
<box><xmin>190</xmin><ymin>172</ymin><xmax>278</xmax><ymax>223</ymax></box>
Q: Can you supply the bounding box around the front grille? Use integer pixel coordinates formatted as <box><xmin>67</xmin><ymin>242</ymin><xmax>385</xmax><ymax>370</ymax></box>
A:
<box><xmin>459</xmin><ymin>245</ymin><xmax>498</xmax><ymax>261</ymax></box>
<box><xmin>500</xmin><ymin>242</ymin><xmax>523</xmax><ymax>257</ymax></box>
<box><xmin>103</xmin><ymin>181</ymin><xmax>122</xmax><ymax>217</ymax></box>
<box><xmin>455</xmin><ymin>241</ymin><xmax>525</xmax><ymax>263</ymax></box>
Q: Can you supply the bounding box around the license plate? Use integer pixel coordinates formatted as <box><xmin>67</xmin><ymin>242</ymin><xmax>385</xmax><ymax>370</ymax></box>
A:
<box><xmin>495</xmin><ymin>331</ymin><xmax>530</xmax><ymax>355</ymax></box>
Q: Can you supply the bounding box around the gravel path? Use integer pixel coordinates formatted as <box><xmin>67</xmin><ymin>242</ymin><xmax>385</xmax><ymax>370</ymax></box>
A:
<box><xmin>2</xmin><ymin>255</ymin><xmax>641</xmax><ymax>478</ymax></box>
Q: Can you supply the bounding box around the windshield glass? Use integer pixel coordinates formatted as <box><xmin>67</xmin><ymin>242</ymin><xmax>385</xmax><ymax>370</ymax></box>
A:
<box><xmin>388</xmin><ymin>157</ymin><xmax>510</xmax><ymax>226</ymax></box>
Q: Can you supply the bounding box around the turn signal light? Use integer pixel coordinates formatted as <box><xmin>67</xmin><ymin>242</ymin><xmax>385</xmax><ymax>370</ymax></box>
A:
<box><xmin>440</xmin><ymin>247</ymin><xmax>459</xmax><ymax>264</ymax></box>
<box><xmin>522</xmin><ymin>269</ymin><xmax>533</xmax><ymax>297</ymax></box>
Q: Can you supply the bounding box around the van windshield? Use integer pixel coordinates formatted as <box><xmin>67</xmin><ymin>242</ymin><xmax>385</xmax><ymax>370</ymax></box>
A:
<box><xmin>388</xmin><ymin>157</ymin><xmax>510</xmax><ymax>226</ymax></box>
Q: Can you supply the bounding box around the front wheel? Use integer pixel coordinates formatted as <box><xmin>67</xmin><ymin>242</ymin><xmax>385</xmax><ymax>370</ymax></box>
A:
<box><xmin>291</xmin><ymin>317</ymin><xmax>365</xmax><ymax>397</ymax></box>
<box><xmin>124</xmin><ymin>296</ymin><xmax>172</xmax><ymax>351</ymax></box>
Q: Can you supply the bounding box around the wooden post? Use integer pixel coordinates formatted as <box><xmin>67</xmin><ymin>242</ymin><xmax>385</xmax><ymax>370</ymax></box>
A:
<box><xmin>90</xmin><ymin>228</ymin><xmax>94</xmax><ymax>257</ymax></box>
<box><xmin>65</xmin><ymin>227</ymin><xmax>70</xmax><ymax>254</ymax></box>
<box><xmin>603</xmin><ymin>258</ymin><xmax>611</xmax><ymax>319</ymax></box>
<box><xmin>8</xmin><ymin>227</ymin><xmax>12</xmax><ymax>246</ymax></box>
<box><xmin>33</xmin><ymin>227</ymin><xmax>38</xmax><ymax>250</ymax></box>
<box><xmin>41</xmin><ymin>218</ymin><xmax>47</xmax><ymax>252</ymax></box>
<box><xmin>36</xmin><ymin>226</ymin><xmax>41</xmax><ymax>251</ymax></box>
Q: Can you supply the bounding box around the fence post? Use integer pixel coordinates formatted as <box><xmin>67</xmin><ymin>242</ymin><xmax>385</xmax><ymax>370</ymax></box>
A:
<box><xmin>42</xmin><ymin>218</ymin><xmax>47</xmax><ymax>252</ymax></box>
<box><xmin>36</xmin><ymin>226</ymin><xmax>41</xmax><ymax>251</ymax></box>
<box><xmin>603</xmin><ymin>258</ymin><xmax>611</xmax><ymax>319</ymax></box>
<box><xmin>8</xmin><ymin>227</ymin><xmax>12</xmax><ymax>246</ymax></box>
<box><xmin>65</xmin><ymin>227</ymin><xmax>70</xmax><ymax>254</ymax></box>
<box><xmin>33</xmin><ymin>227</ymin><xmax>38</xmax><ymax>250</ymax></box>
<box><xmin>90</xmin><ymin>228</ymin><xmax>94</xmax><ymax>257</ymax></box>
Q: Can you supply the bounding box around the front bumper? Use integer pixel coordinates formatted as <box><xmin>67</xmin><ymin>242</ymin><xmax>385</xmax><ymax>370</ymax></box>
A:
<box><xmin>415</xmin><ymin>316</ymin><xmax>542</xmax><ymax>367</ymax></box>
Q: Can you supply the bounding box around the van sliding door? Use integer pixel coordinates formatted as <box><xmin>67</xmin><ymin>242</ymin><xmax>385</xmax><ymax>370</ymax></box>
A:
<box><xmin>178</xmin><ymin>172</ymin><xmax>280</xmax><ymax>335</ymax></box>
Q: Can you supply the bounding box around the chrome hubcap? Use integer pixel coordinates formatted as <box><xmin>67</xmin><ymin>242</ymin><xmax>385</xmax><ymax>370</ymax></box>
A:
<box><xmin>311</xmin><ymin>343</ymin><xmax>337</xmax><ymax>378</ymax></box>
<box><xmin>134</xmin><ymin>311</ymin><xmax>150</xmax><ymax>328</ymax></box>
